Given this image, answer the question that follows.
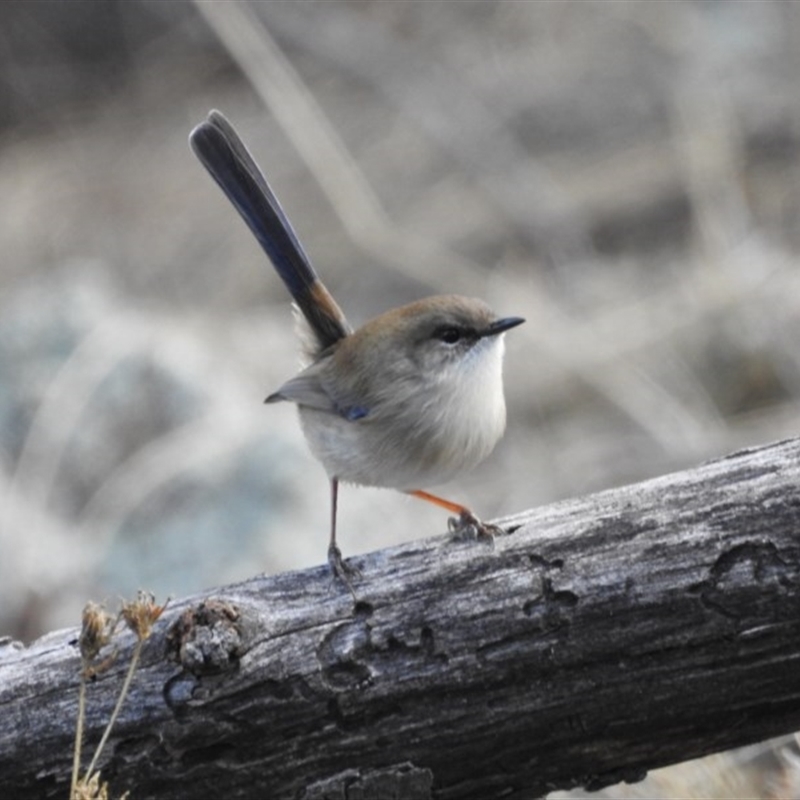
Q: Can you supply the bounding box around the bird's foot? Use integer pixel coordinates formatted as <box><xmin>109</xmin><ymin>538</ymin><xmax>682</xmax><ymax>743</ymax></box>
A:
<box><xmin>448</xmin><ymin>510</ymin><xmax>504</xmax><ymax>545</ymax></box>
<box><xmin>328</xmin><ymin>543</ymin><xmax>361</xmax><ymax>600</ymax></box>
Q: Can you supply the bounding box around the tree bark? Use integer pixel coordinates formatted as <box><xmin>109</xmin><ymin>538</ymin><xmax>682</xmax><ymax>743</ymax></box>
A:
<box><xmin>2</xmin><ymin>437</ymin><xmax>800</xmax><ymax>800</ymax></box>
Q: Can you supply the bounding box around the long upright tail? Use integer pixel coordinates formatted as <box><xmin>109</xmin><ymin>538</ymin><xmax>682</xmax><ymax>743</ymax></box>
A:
<box><xmin>189</xmin><ymin>110</ymin><xmax>350</xmax><ymax>353</ymax></box>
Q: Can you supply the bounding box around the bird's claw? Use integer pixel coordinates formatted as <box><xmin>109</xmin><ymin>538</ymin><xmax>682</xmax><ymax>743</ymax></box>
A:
<box><xmin>448</xmin><ymin>510</ymin><xmax>504</xmax><ymax>544</ymax></box>
<box><xmin>328</xmin><ymin>543</ymin><xmax>361</xmax><ymax>600</ymax></box>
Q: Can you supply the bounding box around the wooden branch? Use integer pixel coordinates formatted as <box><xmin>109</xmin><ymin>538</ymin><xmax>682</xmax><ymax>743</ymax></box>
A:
<box><xmin>3</xmin><ymin>438</ymin><xmax>800</xmax><ymax>799</ymax></box>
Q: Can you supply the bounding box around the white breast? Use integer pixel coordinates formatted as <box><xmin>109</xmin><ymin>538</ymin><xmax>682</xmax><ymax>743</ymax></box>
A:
<box><xmin>298</xmin><ymin>335</ymin><xmax>509</xmax><ymax>490</ymax></box>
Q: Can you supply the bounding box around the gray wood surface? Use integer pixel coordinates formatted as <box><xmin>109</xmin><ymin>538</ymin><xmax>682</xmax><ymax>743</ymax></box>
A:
<box><xmin>2</xmin><ymin>437</ymin><xmax>800</xmax><ymax>799</ymax></box>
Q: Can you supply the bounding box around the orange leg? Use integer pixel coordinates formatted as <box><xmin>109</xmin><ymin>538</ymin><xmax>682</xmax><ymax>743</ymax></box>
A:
<box><xmin>408</xmin><ymin>489</ymin><xmax>469</xmax><ymax>516</ymax></box>
<box><xmin>407</xmin><ymin>490</ymin><xmax>503</xmax><ymax>539</ymax></box>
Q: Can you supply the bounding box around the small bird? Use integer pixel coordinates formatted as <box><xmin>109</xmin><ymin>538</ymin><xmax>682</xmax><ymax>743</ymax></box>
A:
<box><xmin>190</xmin><ymin>110</ymin><xmax>524</xmax><ymax>588</ymax></box>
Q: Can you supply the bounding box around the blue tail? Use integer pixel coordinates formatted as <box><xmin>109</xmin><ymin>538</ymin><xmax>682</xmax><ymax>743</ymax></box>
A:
<box><xmin>190</xmin><ymin>110</ymin><xmax>350</xmax><ymax>352</ymax></box>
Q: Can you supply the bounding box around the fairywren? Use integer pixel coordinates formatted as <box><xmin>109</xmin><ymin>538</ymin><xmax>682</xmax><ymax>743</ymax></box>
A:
<box><xmin>190</xmin><ymin>111</ymin><xmax>524</xmax><ymax>587</ymax></box>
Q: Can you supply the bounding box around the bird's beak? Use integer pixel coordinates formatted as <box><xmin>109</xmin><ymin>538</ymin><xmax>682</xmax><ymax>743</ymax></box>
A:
<box><xmin>481</xmin><ymin>317</ymin><xmax>525</xmax><ymax>337</ymax></box>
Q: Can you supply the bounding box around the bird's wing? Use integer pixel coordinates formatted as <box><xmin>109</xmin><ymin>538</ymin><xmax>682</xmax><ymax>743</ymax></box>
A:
<box><xmin>266</xmin><ymin>359</ymin><xmax>369</xmax><ymax>421</ymax></box>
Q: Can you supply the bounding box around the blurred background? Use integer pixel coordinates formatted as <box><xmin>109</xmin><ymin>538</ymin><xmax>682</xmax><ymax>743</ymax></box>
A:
<box><xmin>1</xmin><ymin>1</ymin><xmax>799</xmax><ymax>796</ymax></box>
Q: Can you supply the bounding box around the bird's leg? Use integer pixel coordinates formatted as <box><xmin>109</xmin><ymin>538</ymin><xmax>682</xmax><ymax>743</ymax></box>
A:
<box><xmin>407</xmin><ymin>489</ymin><xmax>504</xmax><ymax>541</ymax></box>
<box><xmin>327</xmin><ymin>477</ymin><xmax>360</xmax><ymax>597</ymax></box>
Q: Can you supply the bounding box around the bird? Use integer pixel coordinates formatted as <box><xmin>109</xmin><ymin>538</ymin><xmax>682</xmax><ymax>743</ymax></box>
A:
<box><xmin>189</xmin><ymin>110</ymin><xmax>524</xmax><ymax>590</ymax></box>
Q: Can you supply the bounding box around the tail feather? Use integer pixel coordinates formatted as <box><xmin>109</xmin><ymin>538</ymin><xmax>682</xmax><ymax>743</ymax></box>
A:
<box><xmin>190</xmin><ymin>110</ymin><xmax>350</xmax><ymax>353</ymax></box>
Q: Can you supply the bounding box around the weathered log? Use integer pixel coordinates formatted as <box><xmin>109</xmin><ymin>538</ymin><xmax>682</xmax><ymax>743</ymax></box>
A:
<box><xmin>2</xmin><ymin>437</ymin><xmax>800</xmax><ymax>799</ymax></box>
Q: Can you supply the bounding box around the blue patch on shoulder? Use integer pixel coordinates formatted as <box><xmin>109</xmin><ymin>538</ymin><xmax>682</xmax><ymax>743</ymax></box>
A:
<box><xmin>342</xmin><ymin>405</ymin><xmax>369</xmax><ymax>421</ymax></box>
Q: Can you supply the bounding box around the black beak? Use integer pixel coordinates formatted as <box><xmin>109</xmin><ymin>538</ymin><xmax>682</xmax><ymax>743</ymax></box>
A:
<box><xmin>481</xmin><ymin>316</ymin><xmax>525</xmax><ymax>338</ymax></box>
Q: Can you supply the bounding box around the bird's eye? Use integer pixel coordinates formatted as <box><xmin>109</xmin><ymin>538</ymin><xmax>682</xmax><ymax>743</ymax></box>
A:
<box><xmin>435</xmin><ymin>326</ymin><xmax>462</xmax><ymax>344</ymax></box>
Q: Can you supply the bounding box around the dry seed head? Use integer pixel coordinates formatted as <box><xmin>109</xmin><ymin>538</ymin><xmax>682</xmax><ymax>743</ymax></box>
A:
<box><xmin>79</xmin><ymin>602</ymin><xmax>116</xmax><ymax>664</ymax></box>
<box><xmin>120</xmin><ymin>591</ymin><xmax>168</xmax><ymax>641</ymax></box>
